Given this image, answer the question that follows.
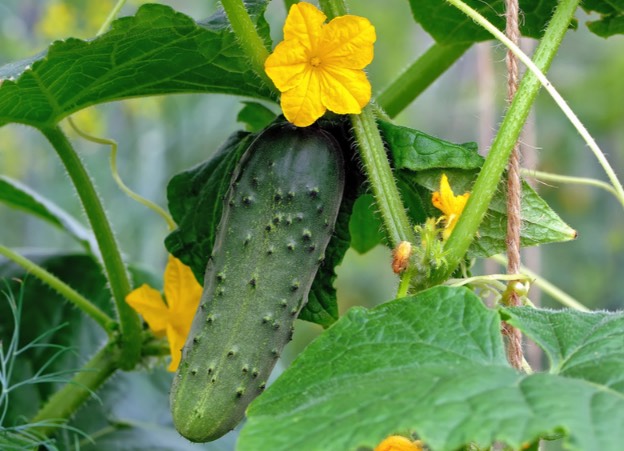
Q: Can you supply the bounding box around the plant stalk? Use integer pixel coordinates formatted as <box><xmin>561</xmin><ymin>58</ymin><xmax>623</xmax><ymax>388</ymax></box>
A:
<box><xmin>430</xmin><ymin>0</ymin><xmax>581</xmax><ymax>285</ymax></box>
<box><xmin>0</xmin><ymin>245</ymin><xmax>115</xmax><ymax>332</ymax></box>
<box><xmin>30</xmin><ymin>343</ymin><xmax>119</xmax><ymax>436</ymax></box>
<box><xmin>40</xmin><ymin>126</ymin><xmax>141</xmax><ymax>370</ymax></box>
<box><xmin>221</xmin><ymin>0</ymin><xmax>274</xmax><ymax>90</ymax></box>
<box><xmin>376</xmin><ymin>42</ymin><xmax>471</xmax><ymax>118</ymax></box>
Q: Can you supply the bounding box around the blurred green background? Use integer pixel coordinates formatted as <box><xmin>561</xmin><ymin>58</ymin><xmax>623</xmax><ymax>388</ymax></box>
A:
<box><xmin>0</xmin><ymin>0</ymin><xmax>623</xmax><ymax>449</ymax></box>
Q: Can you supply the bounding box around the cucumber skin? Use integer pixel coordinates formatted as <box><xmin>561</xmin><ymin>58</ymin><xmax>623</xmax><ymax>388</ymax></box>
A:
<box><xmin>170</xmin><ymin>123</ymin><xmax>345</xmax><ymax>442</ymax></box>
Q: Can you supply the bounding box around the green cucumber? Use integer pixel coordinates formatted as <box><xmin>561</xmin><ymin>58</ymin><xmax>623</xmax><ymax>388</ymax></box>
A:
<box><xmin>170</xmin><ymin>123</ymin><xmax>345</xmax><ymax>442</ymax></box>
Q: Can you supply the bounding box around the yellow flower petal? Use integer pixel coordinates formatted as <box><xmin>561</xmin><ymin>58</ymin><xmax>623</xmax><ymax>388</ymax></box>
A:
<box><xmin>125</xmin><ymin>284</ymin><xmax>168</xmax><ymax>337</ymax></box>
<box><xmin>164</xmin><ymin>255</ymin><xmax>202</xmax><ymax>316</ymax></box>
<box><xmin>375</xmin><ymin>435</ymin><xmax>423</xmax><ymax>451</ymax></box>
<box><xmin>283</xmin><ymin>2</ymin><xmax>326</xmax><ymax>52</ymax></box>
<box><xmin>265</xmin><ymin>39</ymin><xmax>310</xmax><ymax>92</ymax></box>
<box><xmin>432</xmin><ymin>173</ymin><xmax>470</xmax><ymax>240</ymax></box>
<box><xmin>319</xmin><ymin>64</ymin><xmax>371</xmax><ymax>114</ymax></box>
<box><xmin>280</xmin><ymin>68</ymin><xmax>326</xmax><ymax>127</ymax></box>
<box><xmin>319</xmin><ymin>15</ymin><xmax>376</xmax><ymax>69</ymax></box>
<box><xmin>166</xmin><ymin>323</ymin><xmax>186</xmax><ymax>372</ymax></box>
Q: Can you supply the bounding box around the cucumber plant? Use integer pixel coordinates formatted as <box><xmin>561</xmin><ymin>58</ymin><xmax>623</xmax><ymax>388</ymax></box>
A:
<box><xmin>170</xmin><ymin>123</ymin><xmax>345</xmax><ymax>442</ymax></box>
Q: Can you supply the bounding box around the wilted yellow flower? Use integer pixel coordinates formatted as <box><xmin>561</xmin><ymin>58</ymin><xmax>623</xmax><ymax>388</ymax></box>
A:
<box><xmin>264</xmin><ymin>2</ymin><xmax>376</xmax><ymax>127</ymax></box>
<box><xmin>432</xmin><ymin>173</ymin><xmax>470</xmax><ymax>240</ymax></box>
<box><xmin>375</xmin><ymin>435</ymin><xmax>423</xmax><ymax>451</ymax></box>
<box><xmin>126</xmin><ymin>256</ymin><xmax>202</xmax><ymax>371</ymax></box>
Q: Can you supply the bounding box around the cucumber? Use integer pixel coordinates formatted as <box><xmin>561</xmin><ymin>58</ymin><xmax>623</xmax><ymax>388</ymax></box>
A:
<box><xmin>170</xmin><ymin>123</ymin><xmax>345</xmax><ymax>442</ymax></box>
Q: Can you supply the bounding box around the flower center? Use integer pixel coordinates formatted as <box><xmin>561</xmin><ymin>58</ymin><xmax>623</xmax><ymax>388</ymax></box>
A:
<box><xmin>310</xmin><ymin>56</ymin><xmax>322</xmax><ymax>67</ymax></box>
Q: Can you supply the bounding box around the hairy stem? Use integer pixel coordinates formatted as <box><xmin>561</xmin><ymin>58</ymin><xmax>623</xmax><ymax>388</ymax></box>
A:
<box><xmin>430</xmin><ymin>0</ymin><xmax>581</xmax><ymax>285</ymax></box>
<box><xmin>350</xmin><ymin>108</ymin><xmax>414</xmax><ymax>247</ymax></box>
<box><xmin>377</xmin><ymin>42</ymin><xmax>471</xmax><ymax>118</ymax></box>
<box><xmin>0</xmin><ymin>245</ymin><xmax>115</xmax><ymax>332</ymax></box>
<box><xmin>221</xmin><ymin>0</ymin><xmax>274</xmax><ymax>90</ymax></box>
<box><xmin>40</xmin><ymin>126</ymin><xmax>141</xmax><ymax>370</ymax></box>
<box><xmin>30</xmin><ymin>343</ymin><xmax>119</xmax><ymax>436</ymax></box>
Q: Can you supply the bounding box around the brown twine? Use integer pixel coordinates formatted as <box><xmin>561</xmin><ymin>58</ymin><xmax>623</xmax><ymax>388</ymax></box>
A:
<box><xmin>503</xmin><ymin>0</ymin><xmax>524</xmax><ymax>370</ymax></box>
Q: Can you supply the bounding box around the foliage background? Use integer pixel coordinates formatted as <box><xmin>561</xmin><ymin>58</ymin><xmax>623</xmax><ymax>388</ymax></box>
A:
<box><xmin>0</xmin><ymin>0</ymin><xmax>622</xmax><ymax>449</ymax></box>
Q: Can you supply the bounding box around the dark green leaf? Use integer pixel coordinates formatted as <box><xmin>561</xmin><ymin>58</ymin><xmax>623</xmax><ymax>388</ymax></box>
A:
<box><xmin>583</xmin><ymin>0</ymin><xmax>624</xmax><ymax>37</ymax></box>
<box><xmin>408</xmin><ymin>0</ymin><xmax>576</xmax><ymax>44</ymax></box>
<box><xmin>237</xmin><ymin>102</ymin><xmax>278</xmax><ymax>132</ymax></box>
<box><xmin>240</xmin><ymin>286</ymin><xmax>624</xmax><ymax>451</ymax></box>
<box><xmin>0</xmin><ymin>2</ymin><xmax>275</xmax><ymax>128</ymax></box>
<box><xmin>348</xmin><ymin>194</ymin><xmax>386</xmax><ymax>254</ymax></box>
<box><xmin>165</xmin><ymin>131</ymin><xmax>255</xmax><ymax>282</ymax></box>
<box><xmin>0</xmin><ymin>175</ymin><xmax>97</xmax><ymax>253</ymax></box>
<box><xmin>502</xmin><ymin>307</ymin><xmax>624</xmax><ymax>392</ymax></box>
<box><xmin>379</xmin><ymin>121</ymin><xmax>483</xmax><ymax>172</ymax></box>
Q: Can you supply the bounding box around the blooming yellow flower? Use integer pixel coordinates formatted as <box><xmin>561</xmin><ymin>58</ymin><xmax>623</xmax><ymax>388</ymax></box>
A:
<box><xmin>375</xmin><ymin>435</ymin><xmax>423</xmax><ymax>451</ymax></box>
<box><xmin>264</xmin><ymin>2</ymin><xmax>376</xmax><ymax>127</ymax></box>
<box><xmin>126</xmin><ymin>255</ymin><xmax>202</xmax><ymax>371</ymax></box>
<box><xmin>432</xmin><ymin>173</ymin><xmax>470</xmax><ymax>240</ymax></box>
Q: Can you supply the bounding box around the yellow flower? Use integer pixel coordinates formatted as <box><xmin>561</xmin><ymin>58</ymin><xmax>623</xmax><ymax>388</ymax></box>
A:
<box><xmin>264</xmin><ymin>2</ymin><xmax>376</xmax><ymax>127</ymax></box>
<box><xmin>432</xmin><ymin>173</ymin><xmax>470</xmax><ymax>240</ymax></box>
<box><xmin>37</xmin><ymin>2</ymin><xmax>77</xmax><ymax>39</ymax></box>
<box><xmin>126</xmin><ymin>255</ymin><xmax>202</xmax><ymax>371</ymax></box>
<box><xmin>375</xmin><ymin>435</ymin><xmax>423</xmax><ymax>451</ymax></box>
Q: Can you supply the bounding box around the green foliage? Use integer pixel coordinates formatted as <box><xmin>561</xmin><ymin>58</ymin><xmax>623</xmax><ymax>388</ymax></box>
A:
<box><xmin>240</xmin><ymin>286</ymin><xmax>624</xmax><ymax>451</ymax></box>
<box><xmin>0</xmin><ymin>175</ymin><xmax>96</xmax><ymax>253</ymax></box>
<box><xmin>583</xmin><ymin>0</ymin><xmax>624</xmax><ymax>37</ymax></box>
<box><xmin>378</xmin><ymin>122</ymin><xmax>576</xmax><ymax>257</ymax></box>
<box><xmin>0</xmin><ymin>3</ymin><xmax>275</xmax><ymax>128</ymax></box>
<box><xmin>237</xmin><ymin>102</ymin><xmax>278</xmax><ymax>132</ymax></box>
<box><xmin>407</xmin><ymin>0</ymin><xmax>574</xmax><ymax>44</ymax></box>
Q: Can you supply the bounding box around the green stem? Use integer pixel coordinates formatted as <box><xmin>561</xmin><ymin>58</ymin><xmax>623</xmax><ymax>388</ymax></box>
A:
<box><xmin>40</xmin><ymin>126</ymin><xmax>141</xmax><ymax>370</ymax></box>
<box><xmin>0</xmin><ymin>245</ymin><xmax>115</xmax><ymax>332</ymax></box>
<box><xmin>220</xmin><ymin>0</ymin><xmax>274</xmax><ymax>90</ymax></box>
<box><xmin>31</xmin><ymin>342</ymin><xmax>119</xmax><ymax>437</ymax></box>
<box><xmin>376</xmin><ymin>42</ymin><xmax>471</xmax><ymax>118</ymax></box>
<box><xmin>431</xmin><ymin>0</ymin><xmax>580</xmax><ymax>285</ymax></box>
<box><xmin>521</xmin><ymin>168</ymin><xmax>620</xmax><ymax>202</ymax></box>
<box><xmin>318</xmin><ymin>0</ymin><xmax>347</xmax><ymax>18</ymax></box>
<box><xmin>96</xmin><ymin>0</ymin><xmax>127</xmax><ymax>36</ymax></box>
<box><xmin>350</xmin><ymin>108</ymin><xmax>414</xmax><ymax>247</ymax></box>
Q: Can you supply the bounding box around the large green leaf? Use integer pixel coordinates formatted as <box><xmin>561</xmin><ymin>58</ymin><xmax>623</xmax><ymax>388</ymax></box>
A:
<box><xmin>0</xmin><ymin>2</ymin><xmax>275</xmax><ymax>128</ymax></box>
<box><xmin>378</xmin><ymin>122</ymin><xmax>577</xmax><ymax>257</ymax></box>
<box><xmin>407</xmin><ymin>0</ymin><xmax>574</xmax><ymax>44</ymax></box>
<box><xmin>583</xmin><ymin>0</ymin><xmax>624</xmax><ymax>37</ymax></box>
<box><xmin>0</xmin><ymin>175</ymin><xmax>97</xmax><ymax>253</ymax></box>
<box><xmin>502</xmin><ymin>307</ymin><xmax>624</xmax><ymax>392</ymax></box>
<box><xmin>239</xmin><ymin>286</ymin><xmax>624</xmax><ymax>450</ymax></box>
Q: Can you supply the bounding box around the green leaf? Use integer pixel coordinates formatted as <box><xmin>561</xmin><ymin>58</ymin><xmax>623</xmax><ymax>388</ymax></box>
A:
<box><xmin>240</xmin><ymin>286</ymin><xmax>624</xmax><ymax>451</ymax></box>
<box><xmin>348</xmin><ymin>194</ymin><xmax>389</xmax><ymax>255</ymax></box>
<box><xmin>379</xmin><ymin>121</ymin><xmax>483</xmax><ymax>172</ymax></box>
<box><xmin>0</xmin><ymin>2</ymin><xmax>275</xmax><ymax>128</ymax></box>
<box><xmin>165</xmin><ymin>131</ymin><xmax>255</xmax><ymax>282</ymax></box>
<box><xmin>502</xmin><ymin>307</ymin><xmax>624</xmax><ymax>392</ymax></box>
<box><xmin>237</xmin><ymin>102</ymin><xmax>278</xmax><ymax>132</ymax></box>
<box><xmin>582</xmin><ymin>0</ymin><xmax>624</xmax><ymax>37</ymax></box>
<box><xmin>381</xmin><ymin>122</ymin><xmax>577</xmax><ymax>256</ymax></box>
<box><xmin>408</xmin><ymin>0</ymin><xmax>576</xmax><ymax>44</ymax></box>
<box><xmin>0</xmin><ymin>175</ymin><xmax>97</xmax><ymax>253</ymax></box>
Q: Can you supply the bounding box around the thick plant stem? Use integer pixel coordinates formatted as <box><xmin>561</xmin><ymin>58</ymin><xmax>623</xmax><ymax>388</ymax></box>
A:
<box><xmin>351</xmin><ymin>108</ymin><xmax>414</xmax><ymax>248</ymax></box>
<box><xmin>318</xmin><ymin>0</ymin><xmax>347</xmax><ymax>18</ymax></box>
<box><xmin>31</xmin><ymin>343</ymin><xmax>119</xmax><ymax>437</ymax></box>
<box><xmin>221</xmin><ymin>0</ymin><xmax>274</xmax><ymax>90</ymax></box>
<box><xmin>40</xmin><ymin>126</ymin><xmax>141</xmax><ymax>370</ymax></box>
<box><xmin>0</xmin><ymin>245</ymin><xmax>115</xmax><ymax>332</ymax></box>
<box><xmin>430</xmin><ymin>0</ymin><xmax>580</xmax><ymax>286</ymax></box>
<box><xmin>377</xmin><ymin>42</ymin><xmax>471</xmax><ymax>118</ymax></box>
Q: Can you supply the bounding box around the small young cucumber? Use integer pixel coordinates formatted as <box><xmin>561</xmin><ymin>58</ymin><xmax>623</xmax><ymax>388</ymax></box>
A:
<box><xmin>170</xmin><ymin>123</ymin><xmax>345</xmax><ymax>442</ymax></box>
